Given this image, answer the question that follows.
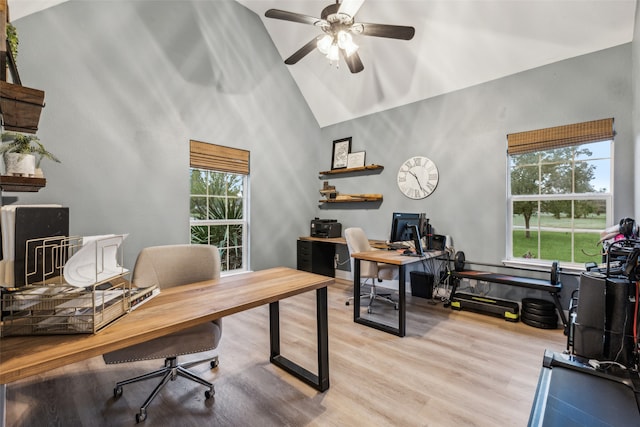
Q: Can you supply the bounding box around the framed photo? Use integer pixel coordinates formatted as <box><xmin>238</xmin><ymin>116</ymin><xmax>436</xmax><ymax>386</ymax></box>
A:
<box><xmin>347</xmin><ymin>151</ymin><xmax>366</xmax><ymax>169</ymax></box>
<box><xmin>331</xmin><ymin>137</ymin><xmax>351</xmax><ymax>169</ymax></box>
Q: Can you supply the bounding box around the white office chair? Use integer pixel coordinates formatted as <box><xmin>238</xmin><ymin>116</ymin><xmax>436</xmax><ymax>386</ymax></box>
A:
<box><xmin>344</xmin><ymin>227</ymin><xmax>398</xmax><ymax>313</ymax></box>
<box><xmin>103</xmin><ymin>244</ymin><xmax>222</xmax><ymax>423</ymax></box>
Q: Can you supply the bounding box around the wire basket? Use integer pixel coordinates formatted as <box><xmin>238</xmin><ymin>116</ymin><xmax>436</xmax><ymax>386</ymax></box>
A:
<box><xmin>1</xmin><ymin>235</ymin><xmax>131</xmax><ymax>336</ymax></box>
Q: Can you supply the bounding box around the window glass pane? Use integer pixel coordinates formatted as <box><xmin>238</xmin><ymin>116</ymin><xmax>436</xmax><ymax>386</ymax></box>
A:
<box><xmin>208</xmin><ymin>197</ymin><xmax>226</xmax><ymax>220</ymax></box>
<box><xmin>510</xmin><ymin>164</ymin><xmax>540</xmax><ymax>196</ymax></box>
<box><xmin>513</xmin><ymin>201</ymin><xmax>539</xmax><ymax>233</ymax></box>
<box><xmin>228</xmin><ymin>197</ymin><xmax>243</xmax><ymax>219</ymax></box>
<box><xmin>577</xmin><ymin>158</ymin><xmax>610</xmax><ymax>193</ymax></box>
<box><xmin>190</xmin><ymin>225</ymin><xmax>209</xmax><ymax>244</ymax></box>
<box><xmin>574</xmin><ymin>200</ymin><xmax>607</xmax><ymax>228</ymax></box>
<box><xmin>228</xmin><ymin>247</ymin><xmax>242</xmax><ymax>270</ymax></box>
<box><xmin>227</xmin><ymin>174</ymin><xmax>243</xmax><ymax>196</ymax></box>
<box><xmin>539</xmin><ymin>230</ymin><xmax>571</xmax><ymax>262</ymax></box>
<box><xmin>541</xmin><ymin>161</ymin><xmax>571</xmax><ymax>194</ymax></box>
<box><xmin>190</xmin><ymin>197</ymin><xmax>207</xmax><ymax>220</ymax></box>
<box><xmin>228</xmin><ymin>224</ymin><xmax>242</xmax><ymax>247</ymax></box>
<box><xmin>209</xmin><ymin>225</ymin><xmax>228</xmax><ymax>248</ymax></box>
<box><xmin>512</xmin><ymin>229</ymin><xmax>538</xmax><ymax>259</ymax></box>
<box><xmin>574</xmin><ymin>232</ymin><xmax>602</xmax><ymax>264</ymax></box>
<box><xmin>575</xmin><ymin>140</ymin><xmax>610</xmax><ymax>161</ymax></box>
<box><xmin>190</xmin><ymin>169</ymin><xmax>208</xmax><ymax>195</ymax></box>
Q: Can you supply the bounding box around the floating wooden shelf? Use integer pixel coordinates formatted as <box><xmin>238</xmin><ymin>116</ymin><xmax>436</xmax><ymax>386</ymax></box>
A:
<box><xmin>319</xmin><ymin>164</ymin><xmax>384</xmax><ymax>176</ymax></box>
<box><xmin>0</xmin><ymin>175</ymin><xmax>46</xmax><ymax>192</ymax></box>
<box><xmin>319</xmin><ymin>194</ymin><xmax>383</xmax><ymax>203</ymax></box>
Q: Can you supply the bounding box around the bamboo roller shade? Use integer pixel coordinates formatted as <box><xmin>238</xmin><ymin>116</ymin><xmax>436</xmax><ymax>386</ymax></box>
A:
<box><xmin>190</xmin><ymin>140</ymin><xmax>250</xmax><ymax>175</ymax></box>
<box><xmin>507</xmin><ymin>118</ymin><xmax>614</xmax><ymax>155</ymax></box>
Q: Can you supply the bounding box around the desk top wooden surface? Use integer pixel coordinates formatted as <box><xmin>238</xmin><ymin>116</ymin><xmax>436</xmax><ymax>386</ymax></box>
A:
<box><xmin>299</xmin><ymin>236</ymin><xmax>388</xmax><ymax>249</ymax></box>
<box><xmin>0</xmin><ymin>267</ymin><xmax>333</xmax><ymax>384</ymax></box>
<box><xmin>352</xmin><ymin>250</ymin><xmax>444</xmax><ymax>265</ymax></box>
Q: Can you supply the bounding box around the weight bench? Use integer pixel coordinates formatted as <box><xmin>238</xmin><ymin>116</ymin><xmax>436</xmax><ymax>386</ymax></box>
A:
<box><xmin>450</xmin><ymin>257</ymin><xmax>568</xmax><ymax>330</ymax></box>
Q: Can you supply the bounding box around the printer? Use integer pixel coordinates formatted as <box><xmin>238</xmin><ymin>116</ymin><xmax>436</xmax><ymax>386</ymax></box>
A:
<box><xmin>310</xmin><ymin>218</ymin><xmax>342</xmax><ymax>238</ymax></box>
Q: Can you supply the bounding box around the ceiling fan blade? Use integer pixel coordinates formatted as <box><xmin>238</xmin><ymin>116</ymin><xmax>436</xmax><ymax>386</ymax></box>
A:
<box><xmin>342</xmin><ymin>50</ymin><xmax>364</xmax><ymax>74</ymax></box>
<box><xmin>284</xmin><ymin>37</ymin><xmax>319</xmax><ymax>65</ymax></box>
<box><xmin>358</xmin><ymin>23</ymin><xmax>415</xmax><ymax>40</ymax></box>
<box><xmin>338</xmin><ymin>0</ymin><xmax>365</xmax><ymax>19</ymax></box>
<box><xmin>265</xmin><ymin>9</ymin><xmax>323</xmax><ymax>26</ymax></box>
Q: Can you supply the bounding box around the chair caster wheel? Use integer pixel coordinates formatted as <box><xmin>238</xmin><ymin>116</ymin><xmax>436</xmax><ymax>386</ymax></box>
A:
<box><xmin>394</xmin><ymin>304</ymin><xmax>399</xmax><ymax>310</ymax></box>
<box><xmin>205</xmin><ymin>388</ymin><xmax>215</xmax><ymax>399</ymax></box>
<box><xmin>210</xmin><ymin>359</ymin><xmax>219</xmax><ymax>369</ymax></box>
<box><xmin>367</xmin><ymin>307</ymin><xmax>372</xmax><ymax>314</ymax></box>
<box><xmin>345</xmin><ymin>301</ymin><xmax>350</xmax><ymax>306</ymax></box>
<box><xmin>136</xmin><ymin>411</ymin><xmax>146</xmax><ymax>423</ymax></box>
<box><xmin>113</xmin><ymin>386</ymin><xmax>123</xmax><ymax>398</ymax></box>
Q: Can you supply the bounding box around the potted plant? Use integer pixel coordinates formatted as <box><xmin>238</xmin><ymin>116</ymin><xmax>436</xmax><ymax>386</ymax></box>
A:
<box><xmin>0</xmin><ymin>132</ymin><xmax>60</xmax><ymax>177</ymax></box>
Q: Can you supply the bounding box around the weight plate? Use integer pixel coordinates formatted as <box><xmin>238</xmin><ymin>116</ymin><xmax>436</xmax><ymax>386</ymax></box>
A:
<box><xmin>522</xmin><ymin>305</ymin><xmax>557</xmax><ymax>316</ymax></box>
<box><xmin>521</xmin><ymin>316</ymin><xmax>558</xmax><ymax>329</ymax></box>
<box><xmin>550</xmin><ymin>261</ymin><xmax>559</xmax><ymax>285</ymax></box>
<box><xmin>521</xmin><ymin>311</ymin><xmax>558</xmax><ymax>324</ymax></box>
<box><xmin>454</xmin><ymin>251</ymin><xmax>465</xmax><ymax>272</ymax></box>
<box><xmin>522</xmin><ymin>298</ymin><xmax>555</xmax><ymax>311</ymax></box>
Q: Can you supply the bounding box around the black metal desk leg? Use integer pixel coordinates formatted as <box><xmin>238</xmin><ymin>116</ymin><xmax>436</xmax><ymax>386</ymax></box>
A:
<box><xmin>353</xmin><ymin>258</ymin><xmax>361</xmax><ymax>321</ymax></box>
<box><xmin>269</xmin><ymin>288</ymin><xmax>330</xmax><ymax>392</ymax></box>
<box><xmin>398</xmin><ymin>265</ymin><xmax>406</xmax><ymax>337</ymax></box>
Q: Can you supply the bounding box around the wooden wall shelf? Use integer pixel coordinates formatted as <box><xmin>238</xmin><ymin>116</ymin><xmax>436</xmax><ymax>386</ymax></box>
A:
<box><xmin>319</xmin><ymin>194</ymin><xmax>383</xmax><ymax>203</ymax></box>
<box><xmin>0</xmin><ymin>175</ymin><xmax>46</xmax><ymax>192</ymax></box>
<box><xmin>319</xmin><ymin>164</ymin><xmax>384</xmax><ymax>176</ymax></box>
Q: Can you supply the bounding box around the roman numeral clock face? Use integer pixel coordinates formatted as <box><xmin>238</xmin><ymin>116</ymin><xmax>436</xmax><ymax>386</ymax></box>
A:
<box><xmin>397</xmin><ymin>156</ymin><xmax>439</xmax><ymax>199</ymax></box>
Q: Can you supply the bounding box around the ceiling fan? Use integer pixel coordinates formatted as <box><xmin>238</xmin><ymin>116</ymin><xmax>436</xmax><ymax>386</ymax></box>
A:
<box><xmin>264</xmin><ymin>0</ymin><xmax>415</xmax><ymax>73</ymax></box>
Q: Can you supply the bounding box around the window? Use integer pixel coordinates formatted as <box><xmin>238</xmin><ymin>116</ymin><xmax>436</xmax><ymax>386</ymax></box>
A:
<box><xmin>189</xmin><ymin>140</ymin><xmax>249</xmax><ymax>273</ymax></box>
<box><xmin>507</xmin><ymin>119</ymin><xmax>614</xmax><ymax>266</ymax></box>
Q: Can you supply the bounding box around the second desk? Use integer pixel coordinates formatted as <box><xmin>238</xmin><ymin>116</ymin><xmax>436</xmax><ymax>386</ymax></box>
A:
<box><xmin>351</xmin><ymin>250</ymin><xmax>443</xmax><ymax>337</ymax></box>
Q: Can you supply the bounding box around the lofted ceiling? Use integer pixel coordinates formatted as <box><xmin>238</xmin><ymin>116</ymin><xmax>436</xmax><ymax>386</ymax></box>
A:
<box><xmin>10</xmin><ymin>1</ymin><xmax>638</xmax><ymax>128</ymax></box>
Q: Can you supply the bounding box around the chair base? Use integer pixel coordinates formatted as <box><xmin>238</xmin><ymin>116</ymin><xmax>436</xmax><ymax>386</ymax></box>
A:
<box><xmin>113</xmin><ymin>355</ymin><xmax>218</xmax><ymax>423</ymax></box>
<box><xmin>346</xmin><ymin>280</ymin><xmax>398</xmax><ymax>313</ymax></box>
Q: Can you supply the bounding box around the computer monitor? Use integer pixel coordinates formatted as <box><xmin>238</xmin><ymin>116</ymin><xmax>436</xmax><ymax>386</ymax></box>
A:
<box><xmin>389</xmin><ymin>212</ymin><xmax>421</xmax><ymax>243</ymax></box>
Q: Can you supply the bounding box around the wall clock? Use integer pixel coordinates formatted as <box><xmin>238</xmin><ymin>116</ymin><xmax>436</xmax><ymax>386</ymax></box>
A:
<box><xmin>397</xmin><ymin>156</ymin><xmax>439</xmax><ymax>199</ymax></box>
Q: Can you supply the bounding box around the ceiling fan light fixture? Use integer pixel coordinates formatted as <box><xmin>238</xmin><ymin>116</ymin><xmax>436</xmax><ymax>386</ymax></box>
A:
<box><xmin>337</xmin><ymin>30</ymin><xmax>358</xmax><ymax>57</ymax></box>
<box><xmin>327</xmin><ymin>43</ymin><xmax>340</xmax><ymax>62</ymax></box>
<box><xmin>317</xmin><ymin>34</ymin><xmax>333</xmax><ymax>55</ymax></box>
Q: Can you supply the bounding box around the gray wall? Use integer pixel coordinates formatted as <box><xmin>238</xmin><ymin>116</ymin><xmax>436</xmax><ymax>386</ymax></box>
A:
<box><xmin>9</xmin><ymin>1</ymin><xmax>637</xmax><ymax>308</ymax></box>
<box><xmin>12</xmin><ymin>0</ymin><xmax>323</xmax><ymax>271</ymax></box>
<box><xmin>319</xmin><ymin>44</ymin><xmax>633</xmax><ymax>305</ymax></box>
<box><xmin>319</xmin><ymin>45</ymin><xmax>633</xmax><ymax>260</ymax></box>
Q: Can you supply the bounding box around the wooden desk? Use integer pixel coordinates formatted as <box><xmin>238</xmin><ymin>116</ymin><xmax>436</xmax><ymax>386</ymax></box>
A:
<box><xmin>351</xmin><ymin>250</ymin><xmax>443</xmax><ymax>337</ymax></box>
<box><xmin>0</xmin><ymin>267</ymin><xmax>333</xmax><ymax>426</ymax></box>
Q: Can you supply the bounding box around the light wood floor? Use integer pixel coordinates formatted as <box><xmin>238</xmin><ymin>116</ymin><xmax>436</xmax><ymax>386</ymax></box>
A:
<box><xmin>5</xmin><ymin>279</ymin><xmax>566</xmax><ymax>427</ymax></box>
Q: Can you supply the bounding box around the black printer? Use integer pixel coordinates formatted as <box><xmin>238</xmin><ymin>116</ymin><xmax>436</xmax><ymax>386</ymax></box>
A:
<box><xmin>310</xmin><ymin>218</ymin><xmax>342</xmax><ymax>238</ymax></box>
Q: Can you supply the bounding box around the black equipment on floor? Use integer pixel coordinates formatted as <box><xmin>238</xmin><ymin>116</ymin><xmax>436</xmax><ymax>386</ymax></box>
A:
<box><xmin>451</xmin><ymin>292</ymin><xmax>519</xmax><ymax>322</ymax></box>
<box><xmin>568</xmin><ymin>238</ymin><xmax>640</xmax><ymax>370</ymax></box>
<box><xmin>521</xmin><ymin>298</ymin><xmax>558</xmax><ymax>329</ymax></box>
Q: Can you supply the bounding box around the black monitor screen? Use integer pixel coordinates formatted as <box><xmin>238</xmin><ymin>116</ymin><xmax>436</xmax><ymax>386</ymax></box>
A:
<box><xmin>390</xmin><ymin>212</ymin><xmax>421</xmax><ymax>243</ymax></box>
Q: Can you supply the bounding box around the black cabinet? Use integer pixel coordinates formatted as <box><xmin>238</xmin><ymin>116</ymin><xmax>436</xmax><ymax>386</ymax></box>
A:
<box><xmin>297</xmin><ymin>240</ymin><xmax>335</xmax><ymax>277</ymax></box>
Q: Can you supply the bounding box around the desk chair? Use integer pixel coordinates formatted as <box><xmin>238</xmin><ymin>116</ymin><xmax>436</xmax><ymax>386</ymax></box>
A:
<box><xmin>103</xmin><ymin>244</ymin><xmax>223</xmax><ymax>423</ymax></box>
<box><xmin>344</xmin><ymin>227</ymin><xmax>398</xmax><ymax>313</ymax></box>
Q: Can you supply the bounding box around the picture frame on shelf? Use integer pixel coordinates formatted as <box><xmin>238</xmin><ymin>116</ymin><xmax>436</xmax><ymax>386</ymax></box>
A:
<box><xmin>347</xmin><ymin>151</ymin><xmax>366</xmax><ymax>169</ymax></box>
<box><xmin>331</xmin><ymin>137</ymin><xmax>351</xmax><ymax>169</ymax></box>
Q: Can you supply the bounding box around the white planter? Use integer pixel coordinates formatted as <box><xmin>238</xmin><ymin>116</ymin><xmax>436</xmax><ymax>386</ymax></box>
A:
<box><xmin>4</xmin><ymin>153</ymin><xmax>36</xmax><ymax>176</ymax></box>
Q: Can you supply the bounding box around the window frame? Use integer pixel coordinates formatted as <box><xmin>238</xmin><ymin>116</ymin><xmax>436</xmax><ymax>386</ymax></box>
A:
<box><xmin>506</xmin><ymin>136</ymin><xmax>613</xmax><ymax>269</ymax></box>
<box><xmin>189</xmin><ymin>140</ymin><xmax>250</xmax><ymax>275</ymax></box>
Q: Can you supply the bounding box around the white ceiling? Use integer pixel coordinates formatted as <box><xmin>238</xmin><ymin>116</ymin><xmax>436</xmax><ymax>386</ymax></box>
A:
<box><xmin>10</xmin><ymin>1</ymin><xmax>638</xmax><ymax>128</ymax></box>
